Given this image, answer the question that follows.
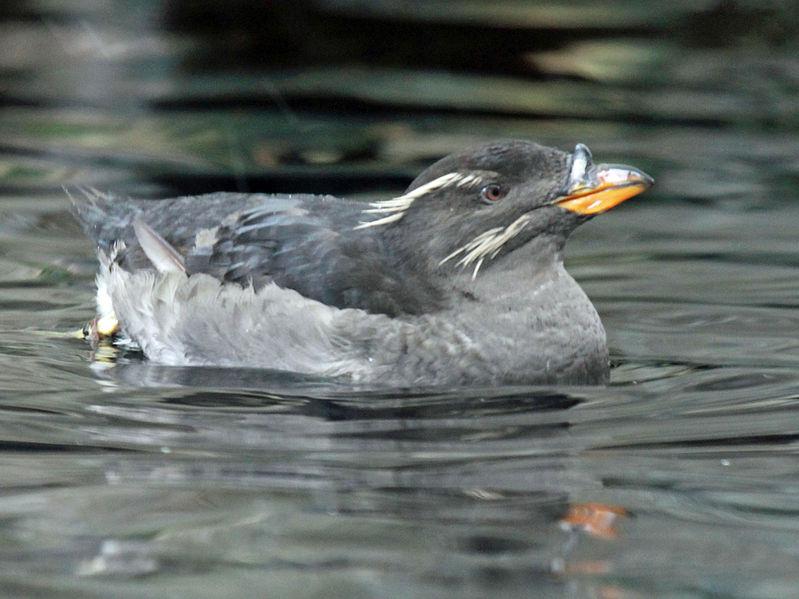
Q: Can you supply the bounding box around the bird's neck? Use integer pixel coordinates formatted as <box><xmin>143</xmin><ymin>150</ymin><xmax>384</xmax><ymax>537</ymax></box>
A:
<box><xmin>451</xmin><ymin>233</ymin><xmax>566</xmax><ymax>295</ymax></box>
<box><xmin>446</xmin><ymin>244</ymin><xmax>608</xmax><ymax>384</ymax></box>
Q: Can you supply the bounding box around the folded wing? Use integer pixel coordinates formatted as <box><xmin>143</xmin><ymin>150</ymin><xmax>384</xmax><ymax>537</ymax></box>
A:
<box><xmin>70</xmin><ymin>190</ymin><xmax>443</xmax><ymax>316</ymax></box>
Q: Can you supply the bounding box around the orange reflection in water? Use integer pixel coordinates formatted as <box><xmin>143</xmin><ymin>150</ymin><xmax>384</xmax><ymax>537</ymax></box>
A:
<box><xmin>560</xmin><ymin>502</ymin><xmax>628</xmax><ymax>540</ymax></box>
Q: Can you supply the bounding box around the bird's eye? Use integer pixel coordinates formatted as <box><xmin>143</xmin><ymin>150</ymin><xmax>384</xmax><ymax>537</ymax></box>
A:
<box><xmin>480</xmin><ymin>184</ymin><xmax>506</xmax><ymax>204</ymax></box>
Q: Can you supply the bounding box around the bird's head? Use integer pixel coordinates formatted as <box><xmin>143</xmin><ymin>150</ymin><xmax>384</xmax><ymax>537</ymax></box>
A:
<box><xmin>357</xmin><ymin>140</ymin><xmax>653</xmax><ymax>281</ymax></box>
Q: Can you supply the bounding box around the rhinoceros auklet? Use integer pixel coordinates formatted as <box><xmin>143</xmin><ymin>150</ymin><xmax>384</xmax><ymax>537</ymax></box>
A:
<box><xmin>71</xmin><ymin>140</ymin><xmax>652</xmax><ymax>386</ymax></box>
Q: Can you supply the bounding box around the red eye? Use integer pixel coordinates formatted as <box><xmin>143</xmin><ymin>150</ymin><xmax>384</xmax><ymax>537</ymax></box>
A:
<box><xmin>481</xmin><ymin>184</ymin><xmax>506</xmax><ymax>203</ymax></box>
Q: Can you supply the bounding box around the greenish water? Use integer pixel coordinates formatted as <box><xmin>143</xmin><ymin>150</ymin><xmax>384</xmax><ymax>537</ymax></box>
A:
<box><xmin>2</xmin><ymin>1</ymin><xmax>799</xmax><ymax>597</ymax></box>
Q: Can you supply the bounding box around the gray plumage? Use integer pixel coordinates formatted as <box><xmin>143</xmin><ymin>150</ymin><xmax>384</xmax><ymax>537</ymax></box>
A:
<box><xmin>70</xmin><ymin>140</ymin><xmax>652</xmax><ymax>386</ymax></box>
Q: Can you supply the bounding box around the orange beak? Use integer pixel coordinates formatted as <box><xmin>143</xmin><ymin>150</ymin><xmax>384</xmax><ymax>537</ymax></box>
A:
<box><xmin>554</xmin><ymin>144</ymin><xmax>654</xmax><ymax>216</ymax></box>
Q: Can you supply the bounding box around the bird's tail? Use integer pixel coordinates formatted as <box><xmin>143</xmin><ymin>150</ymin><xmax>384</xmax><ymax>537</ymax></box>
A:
<box><xmin>65</xmin><ymin>186</ymin><xmax>139</xmax><ymax>250</ymax></box>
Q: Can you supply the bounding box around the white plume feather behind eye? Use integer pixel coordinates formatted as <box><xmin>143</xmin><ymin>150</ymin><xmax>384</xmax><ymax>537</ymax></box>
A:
<box><xmin>355</xmin><ymin>165</ymin><xmax>524</xmax><ymax>278</ymax></box>
<box><xmin>354</xmin><ymin>171</ymin><xmax>489</xmax><ymax>229</ymax></box>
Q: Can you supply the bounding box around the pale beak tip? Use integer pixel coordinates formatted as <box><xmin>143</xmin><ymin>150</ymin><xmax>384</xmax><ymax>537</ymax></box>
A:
<box><xmin>634</xmin><ymin>169</ymin><xmax>655</xmax><ymax>189</ymax></box>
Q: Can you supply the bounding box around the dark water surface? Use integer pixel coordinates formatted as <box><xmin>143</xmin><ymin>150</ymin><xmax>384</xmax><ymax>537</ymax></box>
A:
<box><xmin>2</xmin><ymin>1</ymin><xmax>799</xmax><ymax>597</ymax></box>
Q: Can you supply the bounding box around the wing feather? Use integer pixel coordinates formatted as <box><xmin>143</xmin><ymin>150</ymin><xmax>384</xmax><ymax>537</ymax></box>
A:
<box><xmin>133</xmin><ymin>217</ymin><xmax>187</xmax><ymax>273</ymax></box>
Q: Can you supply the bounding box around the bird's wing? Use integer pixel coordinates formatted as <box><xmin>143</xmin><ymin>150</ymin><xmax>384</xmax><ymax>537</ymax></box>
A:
<box><xmin>189</xmin><ymin>200</ymin><xmax>442</xmax><ymax>316</ymax></box>
<box><xmin>69</xmin><ymin>189</ymin><xmax>276</xmax><ymax>269</ymax></box>
<box><xmin>71</xmin><ymin>190</ymin><xmax>441</xmax><ymax>316</ymax></box>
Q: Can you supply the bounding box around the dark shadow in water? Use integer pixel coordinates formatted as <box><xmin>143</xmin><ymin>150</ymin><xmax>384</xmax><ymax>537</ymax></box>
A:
<box><xmin>93</xmin><ymin>360</ymin><xmax>583</xmax><ymax>421</ymax></box>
